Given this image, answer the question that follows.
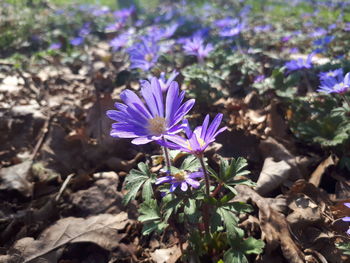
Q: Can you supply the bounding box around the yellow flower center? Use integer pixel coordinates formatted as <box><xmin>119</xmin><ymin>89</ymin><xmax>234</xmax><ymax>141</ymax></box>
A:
<box><xmin>147</xmin><ymin>116</ymin><xmax>167</xmax><ymax>136</ymax></box>
<box><xmin>173</xmin><ymin>171</ymin><xmax>186</xmax><ymax>181</ymax></box>
<box><xmin>145</xmin><ymin>53</ymin><xmax>154</xmax><ymax>62</ymax></box>
<box><xmin>327</xmin><ymin>72</ymin><xmax>335</xmax><ymax>77</ymax></box>
<box><xmin>186</xmin><ymin>137</ymin><xmax>206</xmax><ymax>151</ymax></box>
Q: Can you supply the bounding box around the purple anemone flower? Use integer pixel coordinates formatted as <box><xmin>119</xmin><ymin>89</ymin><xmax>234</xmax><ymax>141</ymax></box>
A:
<box><xmin>214</xmin><ymin>17</ymin><xmax>239</xmax><ymax>28</ymax></box>
<box><xmin>318</xmin><ymin>70</ymin><xmax>350</xmax><ymax>94</ymax></box>
<box><xmin>342</xmin><ymin>203</ymin><xmax>350</xmax><ymax>235</ymax></box>
<box><xmin>140</xmin><ymin>71</ymin><xmax>179</xmax><ymax>93</ymax></box>
<box><xmin>218</xmin><ymin>22</ymin><xmax>245</xmax><ymax>37</ymax></box>
<box><xmin>128</xmin><ymin>37</ymin><xmax>159</xmax><ymax>71</ymax></box>
<box><xmin>162</xmin><ymin>114</ymin><xmax>227</xmax><ymax>155</ymax></box>
<box><xmin>110</xmin><ymin>33</ymin><xmax>129</xmax><ymax>51</ymax></box>
<box><xmin>183</xmin><ymin>36</ymin><xmax>213</xmax><ymax>62</ymax></box>
<box><xmin>156</xmin><ymin>170</ymin><xmax>203</xmax><ymax>192</ymax></box>
<box><xmin>49</xmin><ymin>42</ymin><xmax>61</xmax><ymax>50</ymax></box>
<box><xmin>70</xmin><ymin>36</ymin><xmax>84</xmax><ymax>46</ymax></box>
<box><xmin>149</xmin><ymin>23</ymin><xmax>179</xmax><ymax>41</ymax></box>
<box><xmin>113</xmin><ymin>5</ymin><xmax>135</xmax><ymax>20</ymax></box>
<box><xmin>106</xmin><ymin>78</ymin><xmax>195</xmax><ymax>145</ymax></box>
<box><xmin>285</xmin><ymin>53</ymin><xmax>314</xmax><ymax>72</ymax></box>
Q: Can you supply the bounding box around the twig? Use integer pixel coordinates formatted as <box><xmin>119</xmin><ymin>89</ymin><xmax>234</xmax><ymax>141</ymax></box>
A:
<box><xmin>55</xmin><ymin>174</ymin><xmax>74</xmax><ymax>202</ymax></box>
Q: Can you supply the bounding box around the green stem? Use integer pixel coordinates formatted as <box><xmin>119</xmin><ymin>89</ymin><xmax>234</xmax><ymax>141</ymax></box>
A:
<box><xmin>162</xmin><ymin>137</ymin><xmax>171</xmax><ymax>173</ymax></box>
<box><xmin>198</xmin><ymin>154</ymin><xmax>210</xmax><ymax>196</ymax></box>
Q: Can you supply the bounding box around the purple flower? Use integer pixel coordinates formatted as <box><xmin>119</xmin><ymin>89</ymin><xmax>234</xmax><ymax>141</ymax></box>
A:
<box><xmin>285</xmin><ymin>53</ymin><xmax>314</xmax><ymax>72</ymax></box>
<box><xmin>128</xmin><ymin>37</ymin><xmax>159</xmax><ymax>71</ymax></box>
<box><xmin>318</xmin><ymin>70</ymin><xmax>350</xmax><ymax>94</ymax></box>
<box><xmin>113</xmin><ymin>5</ymin><xmax>135</xmax><ymax>20</ymax></box>
<box><xmin>214</xmin><ymin>17</ymin><xmax>239</xmax><ymax>29</ymax></box>
<box><xmin>183</xmin><ymin>36</ymin><xmax>213</xmax><ymax>62</ymax></box>
<box><xmin>254</xmin><ymin>75</ymin><xmax>265</xmax><ymax>83</ymax></box>
<box><xmin>48</xmin><ymin>42</ymin><xmax>61</xmax><ymax>50</ymax></box>
<box><xmin>105</xmin><ymin>21</ymin><xmax>124</xmax><ymax>32</ymax></box>
<box><xmin>218</xmin><ymin>22</ymin><xmax>245</xmax><ymax>37</ymax></box>
<box><xmin>70</xmin><ymin>36</ymin><xmax>84</xmax><ymax>46</ymax></box>
<box><xmin>309</xmin><ymin>27</ymin><xmax>327</xmax><ymax>38</ymax></box>
<box><xmin>156</xmin><ymin>170</ymin><xmax>203</xmax><ymax>192</ymax></box>
<box><xmin>79</xmin><ymin>22</ymin><xmax>91</xmax><ymax>37</ymax></box>
<box><xmin>140</xmin><ymin>71</ymin><xmax>179</xmax><ymax>93</ymax></box>
<box><xmin>253</xmin><ymin>24</ymin><xmax>272</xmax><ymax>33</ymax></box>
<box><xmin>110</xmin><ymin>33</ymin><xmax>129</xmax><ymax>51</ymax></box>
<box><xmin>106</xmin><ymin>78</ymin><xmax>195</xmax><ymax>145</ymax></box>
<box><xmin>163</xmin><ymin>114</ymin><xmax>227</xmax><ymax>155</ymax></box>
<box><xmin>344</xmin><ymin>23</ymin><xmax>350</xmax><ymax>31</ymax></box>
<box><xmin>148</xmin><ymin>23</ymin><xmax>179</xmax><ymax>41</ymax></box>
<box><xmin>342</xmin><ymin>203</ymin><xmax>350</xmax><ymax>235</ymax></box>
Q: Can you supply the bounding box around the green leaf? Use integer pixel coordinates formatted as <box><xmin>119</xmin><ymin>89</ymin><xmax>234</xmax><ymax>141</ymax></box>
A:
<box><xmin>217</xmin><ymin>207</ymin><xmax>244</xmax><ymax>240</ymax></box>
<box><xmin>184</xmin><ymin>199</ymin><xmax>199</xmax><ymax>223</ymax></box>
<box><xmin>122</xmin><ymin>162</ymin><xmax>156</xmax><ymax>205</ymax></box>
<box><xmin>241</xmin><ymin>237</ymin><xmax>265</xmax><ymax>255</ymax></box>
<box><xmin>138</xmin><ymin>200</ymin><xmax>168</xmax><ymax>235</ymax></box>
<box><xmin>223</xmin><ymin>249</ymin><xmax>248</xmax><ymax>263</ymax></box>
<box><xmin>180</xmin><ymin>155</ymin><xmax>201</xmax><ymax>172</ymax></box>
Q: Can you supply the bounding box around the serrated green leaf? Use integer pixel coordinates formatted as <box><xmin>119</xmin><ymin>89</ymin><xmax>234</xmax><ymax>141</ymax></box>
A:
<box><xmin>180</xmin><ymin>155</ymin><xmax>201</xmax><ymax>172</ymax></box>
<box><xmin>223</xmin><ymin>249</ymin><xmax>248</xmax><ymax>263</ymax></box>
<box><xmin>241</xmin><ymin>237</ymin><xmax>265</xmax><ymax>255</ymax></box>
<box><xmin>142</xmin><ymin>179</ymin><xmax>153</xmax><ymax>202</ymax></box>
<box><xmin>217</xmin><ymin>207</ymin><xmax>244</xmax><ymax>240</ymax></box>
<box><xmin>122</xmin><ymin>179</ymin><xmax>145</xmax><ymax>205</ymax></box>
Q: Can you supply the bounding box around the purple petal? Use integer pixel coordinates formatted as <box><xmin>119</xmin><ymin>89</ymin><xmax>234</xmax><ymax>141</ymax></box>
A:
<box><xmin>180</xmin><ymin>182</ymin><xmax>188</xmax><ymax>191</ymax></box>
<box><xmin>155</xmin><ymin>176</ymin><xmax>172</xmax><ymax>185</ymax></box>
<box><xmin>188</xmin><ymin>171</ymin><xmax>204</xmax><ymax>178</ymax></box>
<box><xmin>170</xmin><ymin>182</ymin><xmax>179</xmax><ymax>192</ymax></box>
<box><xmin>200</xmin><ymin>114</ymin><xmax>210</xmax><ymax>139</ymax></box>
<box><xmin>185</xmin><ymin>178</ymin><xmax>200</xmax><ymax>188</ymax></box>
<box><xmin>204</xmin><ymin>113</ymin><xmax>223</xmax><ymax>141</ymax></box>
<box><xmin>344</xmin><ymin>203</ymin><xmax>350</xmax><ymax>209</ymax></box>
<box><xmin>131</xmin><ymin>137</ymin><xmax>153</xmax><ymax>145</ymax></box>
<box><xmin>343</xmin><ymin>217</ymin><xmax>350</xmax><ymax>222</ymax></box>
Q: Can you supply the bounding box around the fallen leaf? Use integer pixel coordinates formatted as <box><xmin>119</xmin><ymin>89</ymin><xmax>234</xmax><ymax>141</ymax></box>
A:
<box><xmin>237</xmin><ymin>185</ymin><xmax>305</xmax><ymax>263</ymax></box>
<box><xmin>8</xmin><ymin>212</ymin><xmax>131</xmax><ymax>263</ymax></box>
<box><xmin>0</xmin><ymin>160</ymin><xmax>33</xmax><ymax>197</ymax></box>
<box><xmin>256</xmin><ymin>157</ymin><xmax>291</xmax><ymax>195</ymax></box>
<box><xmin>150</xmin><ymin>245</ymin><xmax>182</xmax><ymax>263</ymax></box>
<box><xmin>309</xmin><ymin>154</ymin><xmax>338</xmax><ymax>187</ymax></box>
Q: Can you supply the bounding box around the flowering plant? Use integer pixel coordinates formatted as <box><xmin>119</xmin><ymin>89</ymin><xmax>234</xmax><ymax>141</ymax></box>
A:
<box><xmin>106</xmin><ymin>75</ymin><xmax>264</xmax><ymax>261</ymax></box>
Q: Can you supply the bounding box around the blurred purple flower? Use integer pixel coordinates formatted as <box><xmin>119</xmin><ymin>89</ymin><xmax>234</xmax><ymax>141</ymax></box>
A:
<box><xmin>162</xmin><ymin>114</ymin><xmax>226</xmax><ymax>155</ymax></box>
<box><xmin>156</xmin><ymin>170</ymin><xmax>203</xmax><ymax>192</ymax></box>
<box><xmin>214</xmin><ymin>17</ymin><xmax>239</xmax><ymax>29</ymax></box>
<box><xmin>70</xmin><ymin>36</ymin><xmax>84</xmax><ymax>46</ymax></box>
<box><xmin>106</xmin><ymin>78</ymin><xmax>195</xmax><ymax>145</ymax></box>
<box><xmin>105</xmin><ymin>21</ymin><xmax>124</xmax><ymax>32</ymax></box>
<box><xmin>309</xmin><ymin>27</ymin><xmax>327</xmax><ymax>38</ymax></box>
<box><xmin>113</xmin><ymin>5</ymin><xmax>135</xmax><ymax>20</ymax></box>
<box><xmin>253</xmin><ymin>24</ymin><xmax>272</xmax><ymax>33</ymax></box>
<box><xmin>141</xmin><ymin>71</ymin><xmax>179</xmax><ymax>93</ymax></box>
<box><xmin>79</xmin><ymin>22</ymin><xmax>91</xmax><ymax>37</ymax></box>
<box><xmin>344</xmin><ymin>23</ymin><xmax>350</xmax><ymax>31</ymax></box>
<box><xmin>218</xmin><ymin>22</ymin><xmax>245</xmax><ymax>37</ymax></box>
<box><xmin>128</xmin><ymin>37</ymin><xmax>159</xmax><ymax>71</ymax></box>
<box><xmin>318</xmin><ymin>69</ymin><xmax>350</xmax><ymax>94</ymax></box>
<box><xmin>254</xmin><ymin>75</ymin><xmax>265</xmax><ymax>83</ymax></box>
<box><xmin>342</xmin><ymin>203</ymin><xmax>350</xmax><ymax>235</ymax></box>
<box><xmin>110</xmin><ymin>33</ymin><xmax>129</xmax><ymax>51</ymax></box>
<box><xmin>285</xmin><ymin>53</ymin><xmax>314</xmax><ymax>72</ymax></box>
<box><xmin>183</xmin><ymin>36</ymin><xmax>213</xmax><ymax>62</ymax></box>
<box><xmin>313</xmin><ymin>35</ymin><xmax>335</xmax><ymax>46</ymax></box>
<box><xmin>48</xmin><ymin>42</ymin><xmax>62</xmax><ymax>50</ymax></box>
<box><xmin>148</xmin><ymin>23</ymin><xmax>179</xmax><ymax>41</ymax></box>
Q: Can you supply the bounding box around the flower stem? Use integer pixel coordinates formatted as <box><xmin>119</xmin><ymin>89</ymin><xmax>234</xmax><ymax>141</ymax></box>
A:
<box><xmin>198</xmin><ymin>154</ymin><xmax>210</xmax><ymax>196</ymax></box>
<box><xmin>162</xmin><ymin>137</ymin><xmax>171</xmax><ymax>173</ymax></box>
<box><xmin>198</xmin><ymin>154</ymin><xmax>210</xmax><ymax>236</ymax></box>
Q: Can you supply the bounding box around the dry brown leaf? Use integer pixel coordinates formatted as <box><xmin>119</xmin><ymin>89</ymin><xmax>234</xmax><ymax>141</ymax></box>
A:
<box><xmin>237</xmin><ymin>185</ymin><xmax>305</xmax><ymax>263</ymax></box>
<box><xmin>8</xmin><ymin>212</ymin><xmax>131</xmax><ymax>263</ymax></box>
<box><xmin>309</xmin><ymin>154</ymin><xmax>338</xmax><ymax>187</ymax></box>
<box><xmin>0</xmin><ymin>160</ymin><xmax>33</xmax><ymax>197</ymax></box>
<box><xmin>150</xmin><ymin>245</ymin><xmax>182</xmax><ymax>263</ymax></box>
<box><xmin>256</xmin><ymin>157</ymin><xmax>291</xmax><ymax>195</ymax></box>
